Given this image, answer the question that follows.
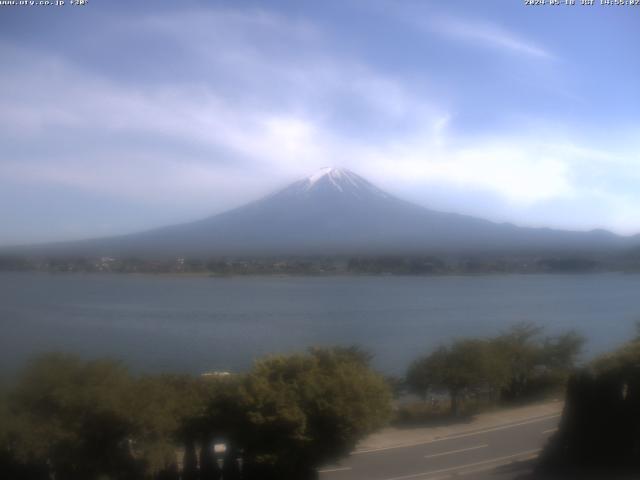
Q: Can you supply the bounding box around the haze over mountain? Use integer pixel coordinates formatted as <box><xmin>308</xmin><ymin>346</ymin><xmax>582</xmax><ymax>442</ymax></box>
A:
<box><xmin>9</xmin><ymin>168</ymin><xmax>638</xmax><ymax>258</ymax></box>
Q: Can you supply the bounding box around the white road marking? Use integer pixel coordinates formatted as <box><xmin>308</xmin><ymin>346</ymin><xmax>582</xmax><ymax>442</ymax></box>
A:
<box><xmin>424</xmin><ymin>444</ymin><xmax>488</xmax><ymax>459</ymax></box>
<box><xmin>353</xmin><ymin>413</ymin><xmax>560</xmax><ymax>455</ymax></box>
<box><xmin>382</xmin><ymin>448</ymin><xmax>541</xmax><ymax>480</ymax></box>
<box><xmin>424</xmin><ymin>415</ymin><xmax>561</xmax><ymax>443</ymax></box>
<box><xmin>457</xmin><ymin>451</ymin><xmax>540</xmax><ymax>477</ymax></box>
<box><xmin>318</xmin><ymin>466</ymin><xmax>352</xmax><ymax>473</ymax></box>
<box><xmin>542</xmin><ymin>427</ymin><xmax>557</xmax><ymax>434</ymax></box>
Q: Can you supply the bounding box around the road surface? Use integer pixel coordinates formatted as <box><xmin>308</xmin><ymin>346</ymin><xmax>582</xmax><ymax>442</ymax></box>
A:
<box><xmin>319</xmin><ymin>411</ymin><xmax>560</xmax><ymax>480</ymax></box>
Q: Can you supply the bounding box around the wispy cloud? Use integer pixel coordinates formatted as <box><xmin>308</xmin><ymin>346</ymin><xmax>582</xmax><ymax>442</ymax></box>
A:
<box><xmin>1</xmin><ymin>3</ymin><xmax>639</xmax><ymax>243</ymax></box>
<box><xmin>0</xmin><ymin>22</ymin><xmax>636</xmax><ymax>232</ymax></box>
<box><xmin>429</xmin><ymin>17</ymin><xmax>553</xmax><ymax>59</ymax></box>
<box><xmin>0</xmin><ymin>15</ymin><xmax>445</xmax><ymax>212</ymax></box>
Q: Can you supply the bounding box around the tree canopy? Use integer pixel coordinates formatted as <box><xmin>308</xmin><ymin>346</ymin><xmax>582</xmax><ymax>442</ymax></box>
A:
<box><xmin>538</xmin><ymin>331</ymin><xmax>640</xmax><ymax>476</ymax></box>
<box><xmin>406</xmin><ymin>324</ymin><xmax>585</xmax><ymax>414</ymax></box>
<box><xmin>407</xmin><ymin>339</ymin><xmax>509</xmax><ymax>415</ymax></box>
<box><xmin>230</xmin><ymin>347</ymin><xmax>391</xmax><ymax>478</ymax></box>
<box><xmin>0</xmin><ymin>348</ymin><xmax>392</xmax><ymax>480</ymax></box>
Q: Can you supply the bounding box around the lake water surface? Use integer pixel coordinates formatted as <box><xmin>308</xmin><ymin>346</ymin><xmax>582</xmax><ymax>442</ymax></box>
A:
<box><xmin>2</xmin><ymin>272</ymin><xmax>639</xmax><ymax>376</ymax></box>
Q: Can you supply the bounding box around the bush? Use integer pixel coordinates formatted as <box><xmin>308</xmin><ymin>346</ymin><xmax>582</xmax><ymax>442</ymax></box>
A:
<box><xmin>537</xmin><ymin>337</ymin><xmax>640</xmax><ymax>477</ymax></box>
<box><xmin>0</xmin><ymin>348</ymin><xmax>392</xmax><ymax>480</ymax></box>
<box><xmin>406</xmin><ymin>324</ymin><xmax>584</xmax><ymax>415</ymax></box>
<box><xmin>233</xmin><ymin>347</ymin><xmax>392</xmax><ymax>478</ymax></box>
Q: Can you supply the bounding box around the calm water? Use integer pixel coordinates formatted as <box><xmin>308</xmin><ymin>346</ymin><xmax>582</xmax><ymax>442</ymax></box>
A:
<box><xmin>1</xmin><ymin>272</ymin><xmax>639</xmax><ymax>376</ymax></box>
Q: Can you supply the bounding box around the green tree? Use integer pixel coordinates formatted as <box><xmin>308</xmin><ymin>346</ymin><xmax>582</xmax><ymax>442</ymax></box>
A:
<box><xmin>2</xmin><ymin>348</ymin><xmax>391</xmax><ymax>480</ymax></box>
<box><xmin>406</xmin><ymin>348</ymin><xmax>446</xmax><ymax>401</ymax></box>
<box><xmin>591</xmin><ymin>337</ymin><xmax>640</xmax><ymax>375</ymax></box>
<box><xmin>7</xmin><ymin>353</ymin><xmax>136</xmax><ymax>480</ymax></box>
<box><xmin>540</xmin><ymin>330</ymin><xmax>585</xmax><ymax>371</ymax></box>
<box><xmin>408</xmin><ymin>340</ymin><xmax>509</xmax><ymax>416</ymax></box>
<box><xmin>128</xmin><ymin>374</ymin><xmax>211</xmax><ymax>476</ymax></box>
<box><xmin>493</xmin><ymin>324</ymin><xmax>584</xmax><ymax>402</ymax></box>
<box><xmin>493</xmin><ymin>322</ymin><xmax>545</xmax><ymax>400</ymax></box>
<box><xmin>231</xmin><ymin>347</ymin><xmax>392</xmax><ymax>479</ymax></box>
<box><xmin>538</xmin><ymin>332</ymin><xmax>640</xmax><ymax>476</ymax></box>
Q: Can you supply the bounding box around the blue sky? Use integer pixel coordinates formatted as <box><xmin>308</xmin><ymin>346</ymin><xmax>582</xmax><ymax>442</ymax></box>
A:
<box><xmin>1</xmin><ymin>0</ymin><xmax>639</xmax><ymax>245</ymax></box>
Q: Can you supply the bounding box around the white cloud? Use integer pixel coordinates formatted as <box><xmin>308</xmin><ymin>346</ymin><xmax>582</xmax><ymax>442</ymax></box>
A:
<box><xmin>0</xmin><ymin>11</ymin><xmax>445</xmax><ymax>202</ymax></box>
<box><xmin>1</xmin><ymin>36</ymin><xmax>638</xmax><ymax>232</ymax></box>
<box><xmin>2</xmin><ymin>6</ymin><xmax>640</xmax><ymax>242</ymax></box>
<box><xmin>428</xmin><ymin>17</ymin><xmax>552</xmax><ymax>59</ymax></box>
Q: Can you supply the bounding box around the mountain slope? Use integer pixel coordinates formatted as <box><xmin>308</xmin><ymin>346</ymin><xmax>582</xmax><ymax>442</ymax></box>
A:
<box><xmin>10</xmin><ymin>167</ymin><xmax>638</xmax><ymax>257</ymax></box>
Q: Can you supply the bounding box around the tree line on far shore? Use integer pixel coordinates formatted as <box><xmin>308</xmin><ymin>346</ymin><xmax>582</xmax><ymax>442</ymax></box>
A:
<box><xmin>0</xmin><ymin>253</ymin><xmax>626</xmax><ymax>276</ymax></box>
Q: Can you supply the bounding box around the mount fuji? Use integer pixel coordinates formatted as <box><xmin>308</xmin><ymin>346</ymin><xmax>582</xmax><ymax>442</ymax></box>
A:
<box><xmin>13</xmin><ymin>167</ymin><xmax>637</xmax><ymax>257</ymax></box>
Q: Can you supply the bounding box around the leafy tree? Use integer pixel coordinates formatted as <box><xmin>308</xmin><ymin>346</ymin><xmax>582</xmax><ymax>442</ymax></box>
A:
<box><xmin>438</xmin><ymin>339</ymin><xmax>509</xmax><ymax>415</ymax></box>
<box><xmin>319</xmin><ymin>345</ymin><xmax>375</xmax><ymax>367</ymax></box>
<box><xmin>181</xmin><ymin>440</ymin><xmax>198</xmax><ymax>480</ymax></box>
<box><xmin>7</xmin><ymin>353</ymin><xmax>137</xmax><ymax>480</ymax></box>
<box><xmin>407</xmin><ymin>339</ymin><xmax>509</xmax><ymax>415</ymax></box>
<box><xmin>492</xmin><ymin>324</ymin><xmax>584</xmax><ymax>402</ymax></box>
<box><xmin>540</xmin><ymin>330</ymin><xmax>585</xmax><ymax>371</ymax></box>
<box><xmin>231</xmin><ymin>347</ymin><xmax>392</xmax><ymax>479</ymax></box>
<box><xmin>538</xmin><ymin>333</ymin><xmax>640</xmax><ymax>476</ymax></box>
<box><xmin>128</xmin><ymin>374</ymin><xmax>210</xmax><ymax>476</ymax></box>
<box><xmin>384</xmin><ymin>375</ymin><xmax>406</xmax><ymax>399</ymax></box>
<box><xmin>1</xmin><ymin>348</ymin><xmax>391</xmax><ymax>480</ymax></box>
<box><xmin>406</xmin><ymin>349</ymin><xmax>446</xmax><ymax>401</ymax></box>
<box><xmin>492</xmin><ymin>322</ymin><xmax>543</xmax><ymax>400</ymax></box>
<box><xmin>591</xmin><ymin>337</ymin><xmax>640</xmax><ymax>376</ymax></box>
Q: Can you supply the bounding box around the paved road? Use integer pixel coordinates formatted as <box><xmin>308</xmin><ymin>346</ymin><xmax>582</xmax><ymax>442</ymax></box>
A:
<box><xmin>319</xmin><ymin>412</ymin><xmax>560</xmax><ymax>480</ymax></box>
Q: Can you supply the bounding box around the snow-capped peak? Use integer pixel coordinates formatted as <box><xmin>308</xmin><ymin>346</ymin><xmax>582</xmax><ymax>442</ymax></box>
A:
<box><xmin>296</xmin><ymin>167</ymin><xmax>389</xmax><ymax>198</ymax></box>
<box><xmin>265</xmin><ymin>167</ymin><xmax>391</xmax><ymax>202</ymax></box>
<box><xmin>307</xmin><ymin>166</ymin><xmax>338</xmax><ymax>185</ymax></box>
<box><xmin>306</xmin><ymin>167</ymin><xmax>356</xmax><ymax>192</ymax></box>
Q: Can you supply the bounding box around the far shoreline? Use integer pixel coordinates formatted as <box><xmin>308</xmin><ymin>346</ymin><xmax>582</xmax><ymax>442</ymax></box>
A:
<box><xmin>1</xmin><ymin>269</ymin><xmax>638</xmax><ymax>279</ymax></box>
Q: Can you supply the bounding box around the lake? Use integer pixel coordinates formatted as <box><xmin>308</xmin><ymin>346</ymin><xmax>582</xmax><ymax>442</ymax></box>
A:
<box><xmin>1</xmin><ymin>272</ymin><xmax>639</xmax><ymax>377</ymax></box>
